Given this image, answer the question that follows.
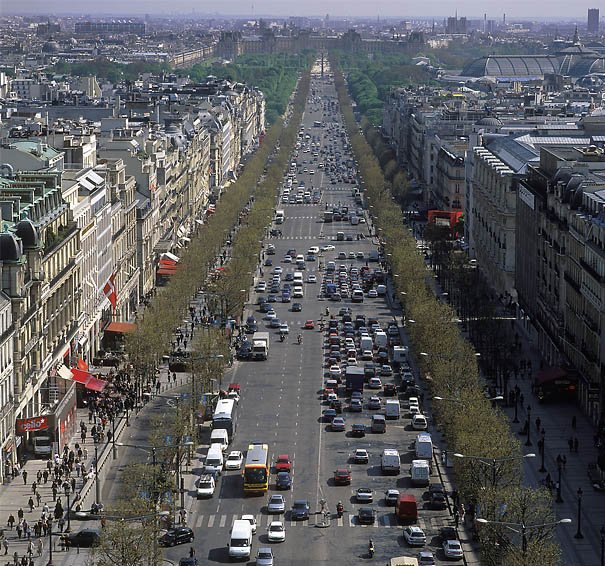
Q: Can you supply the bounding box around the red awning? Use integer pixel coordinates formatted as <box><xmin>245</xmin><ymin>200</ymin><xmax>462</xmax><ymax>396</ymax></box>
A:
<box><xmin>105</xmin><ymin>321</ymin><xmax>137</xmax><ymax>333</ymax></box>
<box><xmin>157</xmin><ymin>268</ymin><xmax>177</xmax><ymax>276</ymax></box>
<box><xmin>86</xmin><ymin>377</ymin><xmax>108</xmax><ymax>392</ymax></box>
<box><xmin>159</xmin><ymin>258</ymin><xmax>178</xmax><ymax>267</ymax></box>
<box><xmin>72</xmin><ymin>368</ymin><xmax>92</xmax><ymax>385</ymax></box>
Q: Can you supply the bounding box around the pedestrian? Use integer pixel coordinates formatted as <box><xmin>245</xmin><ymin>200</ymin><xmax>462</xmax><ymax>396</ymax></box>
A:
<box><xmin>13</xmin><ymin>551</ymin><xmax>18</xmax><ymax>565</ymax></box>
<box><xmin>519</xmin><ymin>393</ymin><xmax>524</xmax><ymax>407</ymax></box>
<box><xmin>562</xmin><ymin>455</ymin><xmax>567</xmax><ymax>469</ymax></box>
<box><xmin>42</xmin><ymin>470</ymin><xmax>48</xmax><ymax>484</ymax></box>
<box><xmin>535</xmin><ymin>416</ymin><xmax>541</xmax><ymax>431</ymax></box>
<box><xmin>17</xmin><ymin>509</ymin><xmax>23</xmax><ymax>522</ymax></box>
<box><xmin>568</xmin><ymin>437</ymin><xmax>573</xmax><ymax>452</ymax></box>
<box><xmin>574</xmin><ymin>437</ymin><xmax>579</xmax><ymax>452</ymax></box>
<box><xmin>30</xmin><ymin>481</ymin><xmax>36</xmax><ymax>495</ymax></box>
<box><xmin>36</xmin><ymin>539</ymin><xmax>42</xmax><ymax>557</ymax></box>
<box><xmin>2</xmin><ymin>538</ymin><xmax>7</xmax><ymax>555</ymax></box>
<box><xmin>26</xmin><ymin>541</ymin><xmax>33</xmax><ymax>557</ymax></box>
<box><xmin>35</xmin><ymin>493</ymin><xmax>40</xmax><ymax>508</ymax></box>
<box><xmin>51</xmin><ymin>485</ymin><xmax>57</xmax><ymax>501</ymax></box>
<box><xmin>571</xmin><ymin>415</ymin><xmax>577</xmax><ymax>430</ymax></box>
<box><xmin>57</xmin><ymin>518</ymin><xmax>65</xmax><ymax>533</ymax></box>
<box><xmin>22</xmin><ymin>471</ymin><xmax>27</xmax><ymax>485</ymax></box>
<box><xmin>8</xmin><ymin>514</ymin><xmax>15</xmax><ymax>530</ymax></box>
<box><xmin>189</xmin><ymin>547</ymin><xmax>196</xmax><ymax>558</ymax></box>
<box><xmin>36</xmin><ymin>470</ymin><xmax>42</xmax><ymax>483</ymax></box>
<box><xmin>16</xmin><ymin>525</ymin><xmax>22</xmax><ymax>540</ymax></box>
<box><xmin>71</xmin><ymin>477</ymin><xmax>76</xmax><ymax>493</ymax></box>
<box><xmin>27</xmin><ymin>498</ymin><xmax>34</xmax><ymax>513</ymax></box>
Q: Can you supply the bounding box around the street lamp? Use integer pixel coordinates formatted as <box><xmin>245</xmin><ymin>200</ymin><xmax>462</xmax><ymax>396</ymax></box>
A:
<box><xmin>538</xmin><ymin>435</ymin><xmax>546</xmax><ymax>473</ymax></box>
<box><xmin>476</xmin><ymin>517</ymin><xmax>571</xmax><ymax>558</ymax></box>
<box><xmin>47</xmin><ymin>518</ymin><xmax>54</xmax><ymax>566</ymax></box>
<box><xmin>512</xmin><ymin>389</ymin><xmax>520</xmax><ymax>423</ymax></box>
<box><xmin>64</xmin><ymin>484</ymin><xmax>71</xmax><ymax>533</ymax></box>
<box><xmin>94</xmin><ymin>443</ymin><xmax>100</xmax><ymax>505</ymax></box>
<box><xmin>526</xmin><ymin>405</ymin><xmax>532</xmax><ymax>446</ymax></box>
<box><xmin>575</xmin><ymin>488</ymin><xmax>584</xmax><ymax>539</ymax></box>
<box><xmin>556</xmin><ymin>459</ymin><xmax>564</xmax><ymax>503</ymax></box>
<box><xmin>453</xmin><ymin>452</ymin><xmax>535</xmax><ymax>488</ymax></box>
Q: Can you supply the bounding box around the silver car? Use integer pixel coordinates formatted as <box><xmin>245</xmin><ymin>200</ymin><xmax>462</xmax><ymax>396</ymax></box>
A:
<box><xmin>267</xmin><ymin>494</ymin><xmax>285</xmax><ymax>514</ymax></box>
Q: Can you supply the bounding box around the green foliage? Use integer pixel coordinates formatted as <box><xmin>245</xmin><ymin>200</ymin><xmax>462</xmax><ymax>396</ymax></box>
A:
<box><xmin>184</xmin><ymin>51</ymin><xmax>315</xmax><ymax>124</ymax></box>
<box><xmin>51</xmin><ymin>57</ymin><xmax>170</xmax><ymax>83</ymax></box>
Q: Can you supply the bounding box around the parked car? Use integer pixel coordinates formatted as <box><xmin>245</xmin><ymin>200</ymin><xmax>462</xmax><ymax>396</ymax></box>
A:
<box><xmin>67</xmin><ymin>529</ymin><xmax>101</xmax><ymax>548</ymax></box>
<box><xmin>159</xmin><ymin>527</ymin><xmax>194</xmax><ymax>547</ymax></box>
<box><xmin>442</xmin><ymin>539</ymin><xmax>464</xmax><ymax>559</ymax></box>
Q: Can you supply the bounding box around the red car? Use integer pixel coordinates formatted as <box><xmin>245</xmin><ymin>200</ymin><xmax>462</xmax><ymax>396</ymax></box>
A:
<box><xmin>304</xmin><ymin>320</ymin><xmax>315</xmax><ymax>329</ymax></box>
<box><xmin>333</xmin><ymin>468</ymin><xmax>351</xmax><ymax>485</ymax></box>
<box><xmin>275</xmin><ymin>454</ymin><xmax>292</xmax><ymax>472</ymax></box>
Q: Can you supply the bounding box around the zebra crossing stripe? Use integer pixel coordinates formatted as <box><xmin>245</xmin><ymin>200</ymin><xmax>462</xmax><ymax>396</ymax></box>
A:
<box><xmin>195</xmin><ymin>515</ymin><xmax>204</xmax><ymax>528</ymax></box>
<box><xmin>219</xmin><ymin>515</ymin><xmax>227</xmax><ymax>528</ymax></box>
<box><xmin>207</xmin><ymin>515</ymin><xmax>215</xmax><ymax>528</ymax></box>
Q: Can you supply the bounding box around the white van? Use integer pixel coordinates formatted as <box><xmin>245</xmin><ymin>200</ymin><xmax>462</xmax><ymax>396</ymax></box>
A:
<box><xmin>410</xmin><ymin>460</ymin><xmax>430</xmax><ymax>487</ymax></box>
<box><xmin>381</xmin><ymin>448</ymin><xmax>401</xmax><ymax>475</ymax></box>
<box><xmin>274</xmin><ymin>210</ymin><xmax>285</xmax><ymax>224</ymax></box>
<box><xmin>360</xmin><ymin>335</ymin><xmax>373</xmax><ymax>352</ymax></box>
<box><xmin>415</xmin><ymin>432</ymin><xmax>433</xmax><ymax>470</ymax></box>
<box><xmin>392</xmin><ymin>346</ymin><xmax>409</xmax><ymax>365</ymax></box>
<box><xmin>228</xmin><ymin>519</ymin><xmax>253</xmax><ymax>559</ymax></box>
<box><xmin>204</xmin><ymin>444</ymin><xmax>224</xmax><ymax>475</ymax></box>
<box><xmin>210</xmin><ymin>429</ymin><xmax>229</xmax><ymax>452</ymax></box>
<box><xmin>373</xmin><ymin>331</ymin><xmax>388</xmax><ymax>349</ymax></box>
<box><xmin>293</xmin><ymin>271</ymin><xmax>304</xmax><ymax>285</ymax></box>
<box><xmin>385</xmin><ymin>399</ymin><xmax>400</xmax><ymax>420</ymax></box>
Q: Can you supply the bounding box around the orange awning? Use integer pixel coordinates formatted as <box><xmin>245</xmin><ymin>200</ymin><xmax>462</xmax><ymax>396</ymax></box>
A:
<box><xmin>157</xmin><ymin>268</ymin><xmax>177</xmax><ymax>276</ymax></box>
<box><xmin>72</xmin><ymin>368</ymin><xmax>92</xmax><ymax>385</ymax></box>
<box><xmin>105</xmin><ymin>321</ymin><xmax>137</xmax><ymax>333</ymax></box>
<box><xmin>86</xmin><ymin>377</ymin><xmax>107</xmax><ymax>392</ymax></box>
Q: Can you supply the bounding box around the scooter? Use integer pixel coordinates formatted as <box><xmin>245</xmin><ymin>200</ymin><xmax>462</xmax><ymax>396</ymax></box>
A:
<box><xmin>297</xmin><ymin>334</ymin><xmax>303</xmax><ymax>345</ymax></box>
<box><xmin>336</xmin><ymin>502</ymin><xmax>344</xmax><ymax>518</ymax></box>
<box><xmin>279</xmin><ymin>333</ymin><xmax>285</xmax><ymax>343</ymax></box>
<box><xmin>368</xmin><ymin>540</ymin><xmax>375</xmax><ymax>558</ymax></box>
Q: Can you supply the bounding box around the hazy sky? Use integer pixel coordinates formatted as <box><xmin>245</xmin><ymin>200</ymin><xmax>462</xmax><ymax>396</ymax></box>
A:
<box><xmin>8</xmin><ymin>0</ymin><xmax>602</xmax><ymax>19</ymax></box>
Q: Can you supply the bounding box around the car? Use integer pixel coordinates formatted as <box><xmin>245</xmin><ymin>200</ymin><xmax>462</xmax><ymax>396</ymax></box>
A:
<box><xmin>368</xmin><ymin>396</ymin><xmax>381</xmax><ymax>410</ymax></box>
<box><xmin>368</xmin><ymin>377</ymin><xmax>383</xmax><ymax>389</ymax></box>
<box><xmin>385</xmin><ymin>489</ymin><xmax>400</xmax><ymax>506</ymax></box>
<box><xmin>411</xmin><ymin>414</ymin><xmax>428</xmax><ymax>430</ymax></box>
<box><xmin>267</xmin><ymin>521</ymin><xmax>286</xmax><ymax>542</ymax></box>
<box><xmin>440</xmin><ymin>526</ymin><xmax>458</xmax><ymax>543</ymax></box>
<box><xmin>292</xmin><ymin>302</ymin><xmax>303</xmax><ymax>312</ymax></box>
<box><xmin>275</xmin><ymin>471</ymin><xmax>292</xmax><ymax>490</ymax></box>
<box><xmin>275</xmin><ymin>455</ymin><xmax>292</xmax><ymax>472</ymax></box>
<box><xmin>267</xmin><ymin>494</ymin><xmax>286</xmax><ymax>514</ymax></box>
<box><xmin>265</xmin><ymin>310</ymin><xmax>277</xmax><ymax>320</ymax></box>
<box><xmin>383</xmin><ymin>383</ymin><xmax>397</xmax><ymax>397</ymax></box>
<box><xmin>66</xmin><ymin>529</ymin><xmax>101</xmax><ymax>548</ymax></box>
<box><xmin>356</xmin><ymin>487</ymin><xmax>374</xmax><ymax>503</ymax></box>
<box><xmin>331</xmin><ymin>399</ymin><xmax>343</xmax><ymax>413</ymax></box>
<box><xmin>322</xmin><ymin>408</ymin><xmax>337</xmax><ymax>422</ymax></box>
<box><xmin>255</xmin><ymin>547</ymin><xmax>274</xmax><ymax>566</ymax></box>
<box><xmin>267</xmin><ymin>294</ymin><xmax>277</xmax><ymax>303</ymax></box>
<box><xmin>241</xmin><ymin>514</ymin><xmax>257</xmax><ymax>534</ymax></box>
<box><xmin>403</xmin><ymin>526</ymin><xmax>427</xmax><ymax>546</ymax></box>
<box><xmin>351</xmin><ymin>424</ymin><xmax>366</xmax><ymax>437</ymax></box>
<box><xmin>307</xmin><ymin>274</ymin><xmax>317</xmax><ymax>283</ymax></box>
<box><xmin>281</xmin><ymin>293</ymin><xmax>291</xmax><ymax>303</ymax></box>
<box><xmin>353</xmin><ymin>448</ymin><xmax>369</xmax><ymax>464</ymax></box>
<box><xmin>329</xmin><ymin>365</ymin><xmax>342</xmax><ymax>377</ymax></box>
<box><xmin>179</xmin><ymin>559</ymin><xmax>199</xmax><ymax>566</ymax></box>
<box><xmin>304</xmin><ymin>320</ymin><xmax>315</xmax><ymax>329</ymax></box>
<box><xmin>196</xmin><ymin>474</ymin><xmax>216</xmax><ymax>498</ymax></box>
<box><xmin>361</xmin><ymin>350</ymin><xmax>373</xmax><ymax>361</ymax></box>
<box><xmin>159</xmin><ymin>527</ymin><xmax>194</xmax><ymax>547</ymax></box>
<box><xmin>264</xmin><ymin>258</ymin><xmax>273</xmax><ymax>266</ymax></box>
<box><xmin>290</xmin><ymin>499</ymin><xmax>310</xmax><ymax>520</ymax></box>
<box><xmin>269</xmin><ymin>318</ymin><xmax>282</xmax><ymax>329</ymax></box>
<box><xmin>308</xmin><ymin>246</ymin><xmax>320</xmax><ymax>254</ymax></box>
<box><xmin>333</xmin><ymin>468</ymin><xmax>351</xmax><ymax>485</ymax></box>
<box><xmin>368</xmin><ymin>289</ymin><xmax>378</xmax><ymax>298</ymax></box>
<box><xmin>380</xmin><ymin>364</ymin><xmax>393</xmax><ymax>376</ymax></box>
<box><xmin>225</xmin><ymin>450</ymin><xmax>244</xmax><ymax>470</ymax></box>
<box><xmin>417</xmin><ymin>550</ymin><xmax>437</xmax><ymax>566</ymax></box>
<box><xmin>357</xmin><ymin>507</ymin><xmax>376</xmax><ymax>525</ymax></box>
<box><xmin>321</xmin><ymin>244</ymin><xmax>335</xmax><ymax>251</ymax></box>
<box><xmin>349</xmin><ymin>400</ymin><xmax>363</xmax><ymax>415</ymax></box>
<box><xmin>256</xmin><ymin>281</ymin><xmax>267</xmax><ymax>292</ymax></box>
<box><xmin>331</xmin><ymin>417</ymin><xmax>346</xmax><ymax>431</ymax></box>
<box><xmin>273</xmin><ymin>266</ymin><xmax>283</xmax><ymax>274</ymax></box>
<box><xmin>278</xmin><ymin>323</ymin><xmax>289</xmax><ymax>335</ymax></box>
<box><xmin>428</xmin><ymin>484</ymin><xmax>447</xmax><ymax>510</ymax></box>
<box><xmin>283</xmin><ymin>255</ymin><xmax>292</xmax><ymax>263</ymax></box>
<box><xmin>442</xmin><ymin>539</ymin><xmax>464</xmax><ymax>559</ymax></box>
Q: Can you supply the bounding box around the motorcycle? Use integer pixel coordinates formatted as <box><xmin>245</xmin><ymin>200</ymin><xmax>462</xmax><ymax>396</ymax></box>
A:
<box><xmin>336</xmin><ymin>502</ymin><xmax>344</xmax><ymax>518</ymax></box>
<box><xmin>368</xmin><ymin>540</ymin><xmax>375</xmax><ymax>558</ymax></box>
<box><xmin>279</xmin><ymin>333</ymin><xmax>285</xmax><ymax>342</ymax></box>
<box><xmin>297</xmin><ymin>334</ymin><xmax>302</xmax><ymax>345</ymax></box>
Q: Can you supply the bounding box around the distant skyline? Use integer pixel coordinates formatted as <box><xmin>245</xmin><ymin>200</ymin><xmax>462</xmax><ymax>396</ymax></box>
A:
<box><xmin>6</xmin><ymin>0</ymin><xmax>603</xmax><ymax>20</ymax></box>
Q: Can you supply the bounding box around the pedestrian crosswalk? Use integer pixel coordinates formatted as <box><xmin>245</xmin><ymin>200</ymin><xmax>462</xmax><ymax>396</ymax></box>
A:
<box><xmin>191</xmin><ymin>511</ymin><xmax>449</xmax><ymax>530</ymax></box>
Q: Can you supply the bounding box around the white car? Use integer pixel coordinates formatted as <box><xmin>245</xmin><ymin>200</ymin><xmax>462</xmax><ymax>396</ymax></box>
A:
<box><xmin>367</xmin><ymin>288</ymin><xmax>378</xmax><ymax>298</ymax></box>
<box><xmin>196</xmin><ymin>474</ymin><xmax>216</xmax><ymax>498</ymax></box>
<box><xmin>279</xmin><ymin>323</ymin><xmax>290</xmax><ymax>335</ymax></box>
<box><xmin>267</xmin><ymin>521</ymin><xmax>286</xmax><ymax>542</ymax></box>
<box><xmin>307</xmin><ymin>274</ymin><xmax>317</xmax><ymax>283</ymax></box>
<box><xmin>308</xmin><ymin>246</ymin><xmax>320</xmax><ymax>254</ymax></box>
<box><xmin>329</xmin><ymin>365</ymin><xmax>342</xmax><ymax>377</ymax></box>
<box><xmin>241</xmin><ymin>514</ymin><xmax>257</xmax><ymax>534</ymax></box>
<box><xmin>443</xmin><ymin>539</ymin><xmax>464</xmax><ymax>559</ymax></box>
<box><xmin>273</xmin><ymin>266</ymin><xmax>283</xmax><ymax>274</ymax></box>
<box><xmin>321</xmin><ymin>244</ymin><xmax>335</xmax><ymax>251</ymax></box>
<box><xmin>225</xmin><ymin>451</ymin><xmax>243</xmax><ymax>470</ymax></box>
<box><xmin>412</xmin><ymin>414</ymin><xmax>428</xmax><ymax>430</ymax></box>
<box><xmin>368</xmin><ymin>377</ymin><xmax>382</xmax><ymax>389</ymax></box>
<box><xmin>403</xmin><ymin>525</ymin><xmax>427</xmax><ymax>546</ymax></box>
<box><xmin>256</xmin><ymin>281</ymin><xmax>267</xmax><ymax>292</ymax></box>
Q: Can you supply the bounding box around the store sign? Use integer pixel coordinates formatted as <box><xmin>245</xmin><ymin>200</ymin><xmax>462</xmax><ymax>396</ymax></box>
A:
<box><xmin>16</xmin><ymin>416</ymin><xmax>49</xmax><ymax>434</ymax></box>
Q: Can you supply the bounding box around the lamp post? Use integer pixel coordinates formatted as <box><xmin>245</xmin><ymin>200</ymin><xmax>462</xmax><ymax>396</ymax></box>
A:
<box><xmin>575</xmin><ymin>487</ymin><xmax>584</xmax><ymax>539</ymax></box>
<box><xmin>476</xmin><ymin>518</ymin><xmax>571</xmax><ymax>559</ymax></box>
<box><xmin>111</xmin><ymin>415</ymin><xmax>117</xmax><ymax>459</ymax></box>
<box><xmin>526</xmin><ymin>405</ymin><xmax>532</xmax><ymax>446</ymax></box>
<box><xmin>47</xmin><ymin>518</ymin><xmax>53</xmax><ymax>566</ymax></box>
<box><xmin>64</xmin><ymin>484</ymin><xmax>71</xmax><ymax>533</ymax></box>
<box><xmin>453</xmin><ymin>452</ymin><xmax>535</xmax><ymax>489</ymax></box>
<box><xmin>94</xmin><ymin>443</ymin><xmax>100</xmax><ymax>505</ymax></box>
<box><xmin>513</xmin><ymin>389</ymin><xmax>519</xmax><ymax>423</ymax></box>
<box><xmin>600</xmin><ymin>525</ymin><xmax>605</xmax><ymax>566</ymax></box>
<box><xmin>538</xmin><ymin>436</ymin><xmax>546</xmax><ymax>473</ymax></box>
<box><xmin>556</xmin><ymin>459</ymin><xmax>564</xmax><ymax>503</ymax></box>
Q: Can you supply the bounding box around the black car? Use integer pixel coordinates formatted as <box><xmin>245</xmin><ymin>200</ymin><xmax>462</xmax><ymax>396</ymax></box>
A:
<box><xmin>276</xmin><ymin>471</ymin><xmax>292</xmax><ymax>490</ymax></box>
<box><xmin>264</xmin><ymin>258</ymin><xmax>273</xmax><ymax>266</ymax></box>
<box><xmin>159</xmin><ymin>527</ymin><xmax>194</xmax><ymax>547</ymax></box>
<box><xmin>351</xmin><ymin>424</ymin><xmax>366</xmax><ymax>437</ymax></box>
<box><xmin>67</xmin><ymin>529</ymin><xmax>101</xmax><ymax>548</ymax></box>
<box><xmin>291</xmin><ymin>500</ymin><xmax>310</xmax><ymax>520</ymax></box>
<box><xmin>179</xmin><ymin>559</ymin><xmax>199</xmax><ymax>566</ymax></box>
<box><xmin>267</xmin><ymin>294</ymin><xmax>278</xmax><ymax>303</ymax></box>
<box><xmin>357</xmin><ymin>507</ymin><xmax>376</xmax><ymax>525</ymax></box>
<box><xmin>429</xmin><ymin>489</ymin><xmax>447</xmax><ymax>510</ymax></box>
<box><xmin>245</xmin><ymin>323</ymin><xmax>258</xmax><ymax>334</ymax></box>
<box><xmin>236</xmin><ymin>346</ymin><xmax>252</xmax><ymax>360</ymax></box>
<box><xmin>440</xmin><ymin>526</ymin><xmax>458</xmax><ymax>543</ymax></box>
<box><xmin>292</xmin><ymin>302</ymin><xmax>303</xmax><ymax>312</ymax></box>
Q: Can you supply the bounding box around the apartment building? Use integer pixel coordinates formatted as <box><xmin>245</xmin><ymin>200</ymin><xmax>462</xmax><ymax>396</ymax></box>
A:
<box><xmin>0</xmin><ymin>293</ymin><xmax>15</xmax><ymax>483</ymax></box>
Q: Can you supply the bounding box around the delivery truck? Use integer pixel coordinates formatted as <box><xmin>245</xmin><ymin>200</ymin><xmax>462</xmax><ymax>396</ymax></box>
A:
<box><xmin>345</xmin><ymin>367</ymin><xmax>365</xmax><ymax>395</ymax></box>
<box><xmin>252</xmin><ymin>332</ymin><xmax>270</xmax><ymax>360</ymax></box>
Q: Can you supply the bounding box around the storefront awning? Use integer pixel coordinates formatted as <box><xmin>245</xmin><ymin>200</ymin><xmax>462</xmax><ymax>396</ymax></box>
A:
<box><xmin>71</xmin><ymin>368</ymin><xmax>92</xmax><ymax>385</ymax></box>
<box><xmin>161</xmin><ymin>252</ymin><xmax>180</xmax><ymax>262</ymax></box>
<box><xmin>105</xmin><ymin>321</ymin><xmax>137</xmax><ymax>333</ymax></box>
<box><xmin>86</xmin><ymin>377</ymin><xmax>107</xmax><ymax>392</ymax></box>
<box><xmin>157</xmin><ymin>268</ymin><xmax>177</xmax><ymax>276</ymax></box>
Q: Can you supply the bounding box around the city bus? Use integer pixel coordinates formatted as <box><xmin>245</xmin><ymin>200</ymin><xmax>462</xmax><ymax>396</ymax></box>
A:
<box><xmin>212</xmin><ymin>398</ymin><xmax>237</xmax><ymax>440</ymax></box>
<box><xmin>243</xmin><ymin>443</ymin><xmax>270</xmax><ymax>494</ymax></box>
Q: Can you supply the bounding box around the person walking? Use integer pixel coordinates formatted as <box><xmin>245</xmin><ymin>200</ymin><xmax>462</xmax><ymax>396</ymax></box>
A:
<box><xmin>36</xmin><ymin>539</ymin><xmax>42</xmax><ymax>557</ymax></box>
<box><xmin>535</xmin><ymin>416</ymin><xmax>541</xmax><ymax>431</ymax></box>
<box><xmin>573</xmin><ymin>437</ymin><xmax>579</xmax><ymax>452</ymax></box>
<box><xmin>568</xmin><ymin>437</ymin><xmax>573</xmax><ymax>452</ymax></box>
<box><xmin>35</xmin><ymin>493</ymin><xmax>41</xmax><ymax>508</ymax></box>
<box><xmin>21</xmin><ymin>470</ymin><xmax>27</xmax><ymax>485</ymax></box>
<box><xmin>27</xmin><ymin>498</ymin><xmax>34</xmax><ymax>513</ymax></box>
<box><xmin>2</xmin><ymin>538</ymin><xmax>7</xmax><ymax>555</ymax></box>
<box><xmin>7</xmin><ymin>514</ymin><xmax>15</xmax><ymax>530</ymax></box>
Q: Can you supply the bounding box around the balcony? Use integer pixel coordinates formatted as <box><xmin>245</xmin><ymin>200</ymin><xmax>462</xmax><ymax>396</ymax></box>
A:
<box><xmin>579</xmin><ymin>258</ymin><xmax>604</xmax><ymax>284</ymax></box>
<box><xmin>564</xmin><ymin>271</ymin><xmax>581</xmax><ymax>292</ymax></box>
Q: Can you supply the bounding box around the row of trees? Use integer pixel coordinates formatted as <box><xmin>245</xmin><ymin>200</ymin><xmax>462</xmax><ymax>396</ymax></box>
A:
<box><xmin>330</xmin><ymin>59</ymin><xmax>562</xmax><ymax>566</ymax></box>
<box><xmin>100</xmin><ymin>65</ymin><xmax>313</xmax><ymax>566</ymax></box>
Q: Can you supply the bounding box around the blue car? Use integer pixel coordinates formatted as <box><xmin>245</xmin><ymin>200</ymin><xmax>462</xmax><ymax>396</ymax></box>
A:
<box><xmin>275</xmin><ymin>471</ymin><xmax>292</xmax><ymax>490</ymax></box>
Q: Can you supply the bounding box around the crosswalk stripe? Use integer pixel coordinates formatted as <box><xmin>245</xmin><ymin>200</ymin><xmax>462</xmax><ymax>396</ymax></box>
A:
<box><xmin>207</xmin><ymin>515</ymin><xmax>215</xmax><ymax>528</ymax></box>
<box><xmin>196</xmin><ymin>515</ymin><xmax>204</xmax><ymax>528</ymax></box>
<box><xmin>337</xmin><ymin>516</ymin><xmax>344</xmax><ymax>527</ymax></box>
<box><xmin>348</xmin><ymin>515</ymin><xmax>355</xmax><ymax>528</ymax></box>
<box><xmin>219</xmin><ymin>514</ymin><xmax>227</xmax><ymax>528</ymax></box>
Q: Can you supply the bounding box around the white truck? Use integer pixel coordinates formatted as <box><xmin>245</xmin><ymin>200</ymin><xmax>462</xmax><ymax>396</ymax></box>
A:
<box><xmin>385</xmin><ymin>399</ymin><xmax>401</xmax><ymax>420</ymax></box>
<box><xmin>392</xmin><ymin>346</ymin><xmax>409</xmax><ymax>366</ymax></box>
<box><xmin>252</xmin><ymin>332</ymin><xmax>270</xmax><ymax>360</ymax></box>
<box><xmin>410</xmin><ymin>459</ymin><xmax>430</xmax><ymax>487</ymax></box>
<box><xmin>381</xmin><ymin>449</ymin><xmax>401</xmax><ymax>475</ymax></box>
